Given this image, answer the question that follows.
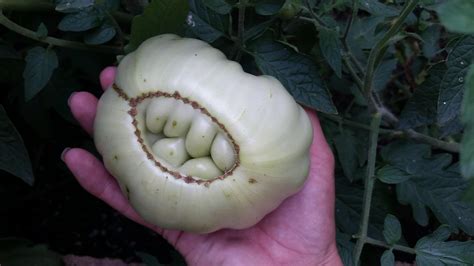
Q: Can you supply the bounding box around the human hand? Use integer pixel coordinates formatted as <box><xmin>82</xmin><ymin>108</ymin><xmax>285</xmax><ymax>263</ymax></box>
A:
<box><xmin>62</xmin><ymin>67</ymin><xmax>342</xmax><ymax>266</ymax></box>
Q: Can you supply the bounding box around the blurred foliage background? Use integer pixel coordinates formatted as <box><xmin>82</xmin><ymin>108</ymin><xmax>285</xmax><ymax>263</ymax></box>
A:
<box><xmin>1</xmin><ymin>0</ymin><xmax>474</xmax><ymax>265</ymax></box>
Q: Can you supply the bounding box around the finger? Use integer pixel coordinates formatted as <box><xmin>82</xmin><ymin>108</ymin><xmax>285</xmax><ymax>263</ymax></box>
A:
<box><xmin>304</xmin><ymin>110</ymin><xmax>336</xmax><ymax>222</ymax></box>
<box><xmin>300</xmin><ymin>109</ymin><xmax>335</xmax><ymax>209</ymax></box>
<box><xmin>100</xmin><ymin>66</ymin><xmax>117</xmax><ymax>90</ymax></box>
<box><xmin>68</xmin><ymin>92</ymin><xmax>98</xmax><ymax>135</ymax></box>
<box><xmin>257</xmin><ymin>109</ymin><xmax>337</xmax><ymax>251</ymax></box>
<box><xmin>62</xmin><ymin>148</ymin><xmax>163</xmax><ymax>233</ymax></box>
<box><xmin>305</xmin><ymin>109</ymin><xmax>334</xmax><ymax>165</ymax></box>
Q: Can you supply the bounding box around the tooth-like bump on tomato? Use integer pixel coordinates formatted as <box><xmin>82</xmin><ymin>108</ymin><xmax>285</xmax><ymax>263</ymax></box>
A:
<box><xmin>211</xmin><ymin>133</ymin><xmax>235</xmax><ymax>172</ymax></box>
<box><xmin>151</xmin><ymin>138</ymin><xmax>189</xmax><ymax>167</ymax></box>
<box><xmin>185</xmin><ymin>115</ymin><xmax>217</xmax><ymax>158</ymax></box>
<box><xmin>180</xmin><ymin>157</ymin><xmax>223</xmax><ymax>180</ymax></box>
<box><xmin>163</xmin><ymin>102</ymin><xmax>194</xmax><ymax>137</ymax></box>
<box><xmin>145</xmin><ymin>98</ymin><xmax>176</xmax><ymax>134</ymax></box>
<box><xmin>146</xmin><ymin>133</ymin><xmax>164</xmax><ymax>146</ymax></box>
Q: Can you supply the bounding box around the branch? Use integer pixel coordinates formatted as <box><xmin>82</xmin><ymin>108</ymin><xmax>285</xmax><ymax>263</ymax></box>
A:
<box><xmin>237</xmin><ymin>0</ymin><xmax>247</xmax><ymax>46</ymax></box>
<box><xmin>342</xmin><ymin>54</ymin><xmax>364</xmax><ymax>89</ymax></box>
<box><xmin>353</xmin><ymin>112</ymin><xmax>382</xmax><ymax>264</ymax></box>
<box><xmin>363</xmin><ymin>0</ymin><xmax>419</xmax><ymax>110</ymax></box>
<box><xmin>343</xmin><ymin>0</ymin><xmax>358</xmax><ymax>42</ymax></box>
<box><xmin>0</xmin><ymin>11</ymin><xmax>123</xmax><ymax>54</ymax></box>
<box><xmin>364</xmin><ymin>237</ymin><xmax>416</xmax><ymax>255</ymax></box>
<box><xmin>319</xmin><ymin>113</ymin><xmax>394</xmax><ymax>134</ymax></box>
<box><xmin>231</xmin><ymin>0</ymin><xmax>248</xmax><ymax>61</ymax></box>
<box><xmin>405</xmin><ymin>129</ymin><xmax>460</xmax><ymax>153</ymax></box>
<box><xmin>303</xmin><ymin>0</ymin><xmax>365</xmax><ymax>92</ymax></box>
<box><xmin>342</xmin><ymin>0</ymin><xmax>365</xmax><ymax>78</ymax></box>
<box><xmin>320</xmin><ymin>113</ymin><xmax>460</xmax><ymax>153</ymax></box>
<box><xmin>304</xmin><ymin>0</ymin><xmax>329</xmax><ymax>29</ymax></box>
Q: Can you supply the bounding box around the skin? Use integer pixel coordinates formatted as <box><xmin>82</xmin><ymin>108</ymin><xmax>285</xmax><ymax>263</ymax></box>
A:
<box><xmin>62</xmin><ymin>66</ymin><xmax>343</xmax><ymax>266</ymax></box>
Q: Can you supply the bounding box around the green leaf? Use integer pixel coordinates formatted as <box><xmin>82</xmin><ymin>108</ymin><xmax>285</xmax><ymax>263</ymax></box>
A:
<box><xmin>0</xmin><ymin>106</ymin><xmax>34</xmax><ymax>185</ymax></box>
<box><xmin>377</xmin><ymin>165</ymin><xmax>412</xmax><ymax>184</ymax></box>
<box><xmin>399</xmin><ymin>64</ymin><xmax>446</xmax><ymax>129</ymax></box>
<box><xmin>243</xmin><ymin>18</ymin><xmax>275</xmax><ymax>42</ymax></box>
<box><xmin>421</xmin><ymin>25</ymin><xmax>441</xmax><ymax>59</ymax></box>
<box><xmin>35</xmin><ymin>23</ymin><xmax>48</xmax><ymax>39</ymax></box>
<box><xmin>372</xmin><ymin>59</ymin><xmax>397</xmax><ymax>92</ymax></box>
<box><xmin>55</xmin><ymin>0</ymin><xmax>94</xmax><ymax>12</ymax></box>
<box><xmin>347</xmin><ymin>16</ymin><xmax>385</xmax><ymax>51</ymax></box>
<box><xmin>436</xmin><ymin>0</ymin><xmax>474</xmax><ymax>34</ymax></box>
<box><xmin>358</xmin><ymin>0</ymin><xmax>399</xmax><ymax>17</ymax></box>
<box><xmin>382</xmin><ymin>142</ymin><xmax>474</xmax><ymax>234</ymax></box>
<box><xmin>319</xmin><ymin>27</ymin><xmax>343</xmax><ymax>78</ymax></box>
<box><xmin>252</xmin><ymin>40</ymin><xmax>337</xmax><ymax>113</ymax></box>
<box><xmin>464</xmin><ymin>180</ymin><xmax>474</xmax><ymax>205</ymax></box>
<box><xmin>335</xmin><ymin>176</ymin><xmax>387</xmax><ymax>239</ymax></box>
<box><xmin>135</xmin><ymin>251</ymin><xmax>162</xmax><ymax>266</ymax></box>
<box><xmin>23</xmin><ymin>47</ymin><xmax>58</xmax><ymax>101</ymax></box>
<box><xmin>420</xmin><ymin>0</ymin><xmax>444</xmax><ymax>11</ymax></box>
<box><xmin>96</xmin><ymin>0</ymin><xmax>121</xmax><ymax>12</ymax></box>
<box><xmin>437</xmin><ymin>36</ymin><xmax>474</xmax><ymax>125</ymax></box>
<box><xmin>336</xmin><ymin>232</ymin><xmax>355</xmax><ymax>266</ymax></box>
<box><xmin>84</xmin><ymin>22</ymin><xmax>116</xmax><ymax>44</ymax></box>
<box><xmin>439</xmin><ymin>117</ymin><xmax>464</xmax><ymax>138</ymax></box>
<box><xmin>255</xmin><ymin>0</ymin><xmax>285</xmax><ymax>15</ymax></box>
<box><xmin>380</xmin><ymin>250</ymin><xmax>395</xmax><ymax>266</ymax></box>
<box><xmin>58</xmin><ymin>8</ymin><xmax>103</xmax><ymax>32</ymax></box>
<box><xmin>461</xmin><ymin>65</ymin><xmax>474</xmax><ymax>179</ymax></box>
<box><xmin>380</xmin><ymin>141</ymin><xmax>431</xmax><ymax>169</ymax></box>
<box><xmin>202</xmin><ymin>0</ymin><xmax>232</xmax><ymax>14</ymax></box>
<box><xmin>383</xmin><ymin>214</ymin><xmax>402</xmax><ymax>245</ymax></box>
<box><xmin>129</xmin><ymin>0</ymin><xmax>189</xmax><ymax>51</ymax></box>
<box><xmin>415</xmin><ymin>225</ymin><xmax>474</xmax><ymax>265</ymax></box>
<box><xmin>187</xmin><ymin>0</ymin><xmax>228</xmax><ymax>42</ymax></box>
<box><xmin>0</xmin><ymin>238</ymin><xmax>62</xmax><ymax>266</ymax></box>
<box><xmin>333</xmin><ymin>130</ymin><xmax>359</xmax><ymax>182</ymax></box>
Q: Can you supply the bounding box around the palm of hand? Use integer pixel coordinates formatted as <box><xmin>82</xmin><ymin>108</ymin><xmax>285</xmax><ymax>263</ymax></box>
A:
<box><xmin>63</xmin><ymin>67</ymin><xmax>341</xmax><ymax>266</ymax></box>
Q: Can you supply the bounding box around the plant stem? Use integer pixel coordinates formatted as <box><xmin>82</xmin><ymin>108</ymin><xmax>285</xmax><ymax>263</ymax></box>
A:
<box><xmin>303</xmin><ymin>0</ymin><xmax>366</xmax><ymax>90</ymax></box>
<box><xmin>352</xmin><ymin>112</ymin><xmax>382</xmax><ymax>264</ymax></box>
<box><xmin>297</xmin><ymin>16</ymin><xmax>317</xmax><ymax>24</ymax></box>
<box><xmin>343</xmin><ymin>54</ymin><xmax>364</xmax><ymax>89</ymax></box>
<box><xmin>343</xmin><ymin>0</ymin><xmax>365</xmax><ymax>75</ymax></box>
<box><xmin>237</xmin><ymin>0</ymin><xmax>247</xmax><ymax>44</ymax></box>
<box><xmin>343</xmin><ymin>0</ymin><xmax>358</xmax><ymax>42</ymax></box>
<box><xmin>232</xmin><ymin>0</ymin><xmax>248</xmax><ymax>61</ymax></box>
<box><xmin>363</xmin><ymin>0</ymin><xmax>419</xmax><ymax>110</ymax></box>
<box><xmin>364</xmin><ymin>237</ymin><xmax>416</xmax><ymax>255</ymax></box>
<box><xmin>0</xmin><ymin>11</ymin><xmax>122</xmax><ymax>54</ymax></box>
<box><xmin>405</xmin><ymin>129</ymin><xmax>460</xmax><ymax>153</ymax></box>
<box><xmin>320</xmin><ymin>113</ymin><xmax>394</xmax><ymax>134</ymax></box>
<box><xmin>320</xmin><ymin>113</ymin><xmax>460</xmax><ymax>153</ymax></box>
<box><xmin>343</xmin><ymin>0</ymin><xmax>365</xmax><ymax>76</ymax></box>
<box><xmin>304</xmin><ymin>0</ymin><xmax>329</xmax><ymax>29</ymax></box>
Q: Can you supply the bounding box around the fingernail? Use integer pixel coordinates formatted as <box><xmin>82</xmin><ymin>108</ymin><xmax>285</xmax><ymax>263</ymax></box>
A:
<box><xmin>67</xmin><ymin>92</ymin><xmax>78</xmax><ymax>106</ymax></box>
<box><xmin>61</xmin><ymin>147</ymin><xmax>71</xmax><ymax>162</ymax></box>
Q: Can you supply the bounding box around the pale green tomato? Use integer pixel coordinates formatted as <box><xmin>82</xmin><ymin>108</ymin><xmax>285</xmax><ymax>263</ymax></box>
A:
<box><xmin>94</xmin><ymin>34</ymin><xmax>313</xmax><ymax>233</ymax></box>
<box><xmin>279</xmin><ymin>0</ymin><xmax>303</xmax><ymax>20</ymax></box>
